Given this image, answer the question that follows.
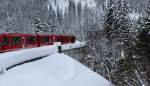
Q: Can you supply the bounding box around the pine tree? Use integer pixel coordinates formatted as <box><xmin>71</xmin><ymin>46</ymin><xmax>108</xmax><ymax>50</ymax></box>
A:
<box><xmin>114</xmin><ymin>0</ymin><xmax>132</xmax><ymax>42</ymax></box>
<box><xmin>103</xmin><ymin>0</ymin><xmax>133</xmax><ymax>82</ymax></box>
<box><xmin>114</xmin><ymin>0</ymin><xmax>133</xmax><ymax>58</ymax></box>
<box><xmin>103</xmin><ymin>0</ymin><xmax>132</xmax><ymax>42</ymax></box>
<box><xmin>136</xmin><ymin>1</ymin><xmax>150</xmax><ymax>59</ymax></box>
<box><xmin>103</xmin><ymin>0</ymin><xmax>117</xmax><ymax>40</ymax></box>
<box><xmin>77</xmin><ymin>1</ymin><xmax>82</xmax><ymax>18</ymax></box>
<box><xmin>56</xmin><ymin>6</ymin><xmax>64</xmax><ymax>34</ymax></box>
<box><xmin>33</xmin><ymin>3</ymin><xmax>57</xmax><ymax>34</ymax></box>
<box><xmin>68</xmin><ymin>0</ymin><xmax>76</xmax><ymax>23</ymax></box>
<box><xmin>103</xmin><ymin>0</ymin><xmax>119</xmax><ymax>81</ymax></box>
<box><xmin>133</xmin><ymin>1</ymin><xmax>150</xmax><ymax>84</ymax></box>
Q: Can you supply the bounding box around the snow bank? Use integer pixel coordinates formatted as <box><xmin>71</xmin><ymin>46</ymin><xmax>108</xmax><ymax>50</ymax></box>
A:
<box><xmin>0</xmin><ymin>45</ymin><xmax>58</xmax><ymax>71</ymax></box>
<box><xmin>62</xmin><ymin>42</ymin><xmax>86</xmax><ymax>51</ymax></box>
<box><xmin>0</xmin><ymin>53</ymin><xmax>111</xmax><ymax>86</ymax></box>
<box><xmin>0</xmin><ymin>42</ymin><xmax>86</xmax><ymax>72</ymax></box>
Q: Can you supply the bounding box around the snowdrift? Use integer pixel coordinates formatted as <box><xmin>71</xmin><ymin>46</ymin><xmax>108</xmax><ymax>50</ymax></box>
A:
<box><xmin>0</xmin><ymin>46</ymin><xmax>57</xmax><ymax>71</ymax></box>
<box><xmin>0</xmin><ymin>53</ymin><xmax>111</xmax><ymax>86</ymax></box>
<box><xmin>62</xmin><ymin>41</ymin><xmax>86</xmax><ymax>51</ymax></box>
<box><xmin>0</xmin><ymin>42</ymin><xmax>86</xmax><ymax>72</ymax></box>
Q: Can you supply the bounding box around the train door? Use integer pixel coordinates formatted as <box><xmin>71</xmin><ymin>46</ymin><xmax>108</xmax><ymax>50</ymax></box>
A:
<box><xmin>36</xmin><ymin>35</ymin><xmax>41</xmax><ymax>47</ymax></box>
<box><xmin>1</xmin><ymin>36</ymin><xmax>10</xmax><ymax>51</ymax></box>
<box><xmin>22</xmin><ymin>37</ymin><xmax>25</xmax><ymax>48</ymax></box>
<box><xmin>49</xmin><ymin>36</ymin><xmax>54</xmax><ymax>45</ymax></box>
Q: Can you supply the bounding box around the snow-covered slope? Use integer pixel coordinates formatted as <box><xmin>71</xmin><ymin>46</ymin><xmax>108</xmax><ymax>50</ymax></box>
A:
<box><xmin>0</xmin><ymin>53</ymin><xmax>111</xmax><ymax>86</ymax></box>
<box><xmin>48</xmin><ymin>0</ymin><xmax>96</xmax><ymax>14</ymax></box>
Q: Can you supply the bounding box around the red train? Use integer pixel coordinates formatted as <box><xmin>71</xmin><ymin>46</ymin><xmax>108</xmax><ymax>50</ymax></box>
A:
<box><xmin>0</xmin><ymin>33</ymin><xmax>76</xmax><ymax>52</ymax></box>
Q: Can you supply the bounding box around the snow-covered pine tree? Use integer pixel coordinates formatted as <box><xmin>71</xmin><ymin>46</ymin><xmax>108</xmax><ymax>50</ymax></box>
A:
<box><xmin>103</xmin><ymin>0</ymin><xmax>117</xmax><ymax>40</ymax></box>
<box><xmin>47</xmin><ymin>4</ymin><xmax>57</xmax><ymax>33</ymax></box>
<box><xmin>116</xmin><ymin>4</ymin><xmax>150</xmax><ymax>85</ymax></box>
<box><xmin>77</xmin><ymin>1</ymin><xmax>82</xmax><ymax>18</ymax></box>
<box><xmin>113</xmin><ymin>1</ymin><xmax>149</xmax><ymax>85</ymax></box>
<box><xmin>114</xmin><ymin>0</ymin><xmax>133</xmax><ymax>58</ymax></box>
<box><xmin>136</xmin><ymin>2</ymin><xmax>150</xmax><ymax>58</ymax></box>
<box><xmin>56</xmin><ymin>6</ymin><xmax>64</xmax><ymax>34</ymax></box>
<box><xmin>68</xmin><ymin>0</ymin><xmax>76</xmax><ymax>24</ymax></box>
<box><xmin>135</xmin><ymin>1</ymin><xmax>150</xmax><ymax>84</ymax></box>
<box><xmin>33</xmin><ymin>3</ymin><xmax>58</xmax><ymax>34</ymax></box>
<box><xmin>114</xmin><ymin>0</ymin><xmax>132</xmax><ymax>42</ymax></box>
<box><xmin>103</xmin><ymin>0</ymin><xmax>121</xmax><ymax>82</ymax></box>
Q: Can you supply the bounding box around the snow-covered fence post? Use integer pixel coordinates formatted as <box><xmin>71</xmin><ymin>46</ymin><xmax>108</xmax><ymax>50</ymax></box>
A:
<box><xmin>54</xmin><ymin>42</ymin><xmax>62</xmax><ymax>53</ymax></box>
<box><xmin>58</xmin><ymin>46</ymin><xmax>62</xmax><ymax>53</ymax></box>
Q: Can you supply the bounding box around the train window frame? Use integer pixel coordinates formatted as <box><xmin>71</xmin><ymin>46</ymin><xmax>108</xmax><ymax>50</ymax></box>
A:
<box><xmin>1</xmin><ymin>36</ymin><xmax>9</xmax><ymax>46</ymax></box>
<box><xmin>26</xmin><ymin>36</ymin><xmax>36</xmax><ymax>44</ymax></box>
<box><xmin>41</xmin><ymin>36</ymin><xmax>49</xmax><ymax>43</ymax></box>
<box><xmin>12</xmin><ymin>36</ymin><xmax>21</xmax><ymax>45</ymax></box>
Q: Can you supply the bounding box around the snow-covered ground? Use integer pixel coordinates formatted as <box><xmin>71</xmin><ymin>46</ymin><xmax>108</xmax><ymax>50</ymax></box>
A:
<box><xmin>0</xmin><ymin>53</ymin><xmax>111</xmax><ymax>86</ymax></box>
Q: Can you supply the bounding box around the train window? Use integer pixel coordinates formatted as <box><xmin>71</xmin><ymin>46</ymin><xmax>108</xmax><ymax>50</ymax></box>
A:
<box><xmin>27</xmin><ymin>36</ymin><xmax>36</xmax><ymax>44</ymax></box>
<box><xmin>1</xmin><ymin>37</ymin><xmax>9</xmax><ymax>46</ymax></box>
<box><xmin>42</xmin><ymin>36</ymin><xmax>49</xmax><ymax>43</ymax></box>
<box><xmin>12</xmin><ymin>36</ymin><xmax>21</xmax><ymax>45</ymax></box>
<box><xmin>71</xmin><ymin>36</ymin><xmax>75</xmax><ymax>43</ymax></box>
<box><xmin>55</xmin><ymin>37</ymin><xmax>62</xmax><ymax>42</ymax></box>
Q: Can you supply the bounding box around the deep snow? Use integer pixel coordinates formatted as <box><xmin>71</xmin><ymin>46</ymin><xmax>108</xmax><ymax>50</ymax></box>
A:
<box><xmin>0</xmin><ymin>42</ymin><xmax>111</xmax><ymax>86</ymax></box>
<box><xmin>0</xmin><ymin>53</ymin><xmax>111</xmax><ymax>86</ymax></box>
<box><xmin>0</xmin><ymin>41</ymin><xmax>85</xmax><ymax>71</ymax></box>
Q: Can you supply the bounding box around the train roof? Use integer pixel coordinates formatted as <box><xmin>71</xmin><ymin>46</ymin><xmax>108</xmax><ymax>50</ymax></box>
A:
<box><xmin>0</xmin><ymin>33</ymin><xmax>75</xmax><ymax>37</ymax></box>
<box><xmin>0</xmin><ymin>33</ymin><xmax>36</xmax><ymax>36</ymax></box>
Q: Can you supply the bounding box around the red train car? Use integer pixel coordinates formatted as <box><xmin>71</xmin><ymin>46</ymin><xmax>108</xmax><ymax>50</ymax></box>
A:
<box><xmin>0</xmin><ymin>33</ymin><xmax>38</xmax><ymax>52</ymax></box>
<box><xmin>36</xmin><ymin>34</ymin><xmax>54</xmax><ymax>47</ymax></box>
<box><xmin>0</xmin><ymin>33</ymin><xmax>76</xmax><ymax>53</ymax></box>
